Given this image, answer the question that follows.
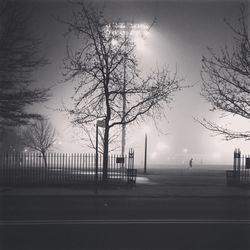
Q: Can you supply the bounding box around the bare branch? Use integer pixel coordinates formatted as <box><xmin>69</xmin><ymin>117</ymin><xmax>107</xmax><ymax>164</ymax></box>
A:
<box><xmin>195</xmin><ymin>118</ymin><xmax>250</xmax><ymax>141</ymax></box>
<box><xmin>200</xmin><ymin>5</ymin><xmax>250</xmax><ymax>140</ymax></box>
<box><xmin>59</xmin><ymin>1</ymin><xmax>182</xmax><ymax>180</ymax></box>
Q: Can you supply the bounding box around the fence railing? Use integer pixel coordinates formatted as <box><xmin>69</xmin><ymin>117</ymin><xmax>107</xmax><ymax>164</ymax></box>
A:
<box><xmin>226</xmin><ymin>149</ymin><xmax>250</xmax><ymax>186</ymax></box>
<box><xmin>0</xmin><ymin>149</ymin><xmax>137</xmax><ymax>186</ymax></box>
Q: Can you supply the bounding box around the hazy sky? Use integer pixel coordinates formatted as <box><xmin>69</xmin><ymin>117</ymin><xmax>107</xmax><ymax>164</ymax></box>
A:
<box><xmin>28</xmin><ymin>0</ymin><xmax>250</xmax><ymax>166</ymax></box>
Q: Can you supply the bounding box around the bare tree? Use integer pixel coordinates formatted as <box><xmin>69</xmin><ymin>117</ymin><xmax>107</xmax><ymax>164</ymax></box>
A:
<box><xmin>199</xmin><ymin>6</ymin><xmax>250</xmax><ymax>140</ymax></box>
<box><xmin>22</xmin><ymin>119</ymin><xmax>56</xmax><ymax>168</ymax></box>
<box><xmin>60</xmin><ymin>1</ymin><xmax>182</xmax><ymax>183</ymax></box>
<box><xmin>0</xmin><ymin>0</ymin><xmax>50</xmax><ymax>127</ymax></box>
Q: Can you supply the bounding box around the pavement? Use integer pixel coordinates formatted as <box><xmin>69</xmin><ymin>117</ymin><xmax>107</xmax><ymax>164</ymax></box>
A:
<box><xmin>1</xmin><ymin>169</ymin><xmax>250</xmax><ymax>250</ymax></box>
<box><xmin>0</xmin><ymin>168</ymin><xmax>250</xmax><ymax>198</ymax></box>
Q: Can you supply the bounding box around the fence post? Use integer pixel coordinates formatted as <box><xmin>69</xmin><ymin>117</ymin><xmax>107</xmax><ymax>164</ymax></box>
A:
<box><xmin>234</xmin><ymin>148</ymin><xmax>241</xmax><ymax>171</ymax></box>
<box><xmin>127</xmin><ymin>148</ymin><xmax>136</xmax><ymax>185</ymax></box>
<box><xmin>233</xmin><ymin>148</ymin><xmax>241</xmax><ymax>184</ymax></box>
<box><xmin>237</xmin><ymin>148</ymin><xmax>241</xmax><ymax>172</ymax></box>
<box><xmin>233</xmin><ymin>148</ymin><xmax>237</xmax><ymax>171</ymax></box>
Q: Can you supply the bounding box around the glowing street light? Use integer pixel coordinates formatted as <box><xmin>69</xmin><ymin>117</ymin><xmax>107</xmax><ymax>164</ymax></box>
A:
<box><xmin>183</xmin><ymin>148</ymin><xmax>188</xmax><ymax>154</ymax></box>
<box><xmin>109</xmin><ymin>23</ymin><xmax>149</xmax><ymax>34</ymax></box>
<box><xmin>111</xmin><ymin>22</ymin><xmax>149</xmax><ymax>157</ymax></box>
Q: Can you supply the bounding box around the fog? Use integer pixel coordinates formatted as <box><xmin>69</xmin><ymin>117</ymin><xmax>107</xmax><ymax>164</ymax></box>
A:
<box><xmin>27</xmin><ymin>0</ymin><xmax>249</xmax><ymax>166</ymax></box>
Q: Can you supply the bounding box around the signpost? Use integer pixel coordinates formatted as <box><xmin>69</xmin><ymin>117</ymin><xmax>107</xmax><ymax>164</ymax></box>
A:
<box><xmin>97</xmin><ymin>119</ymin><xmax>105</xmax><ymax>128</ymax></box>
<box><xmin>116</xmin><ymin>157</ymin><xmax>125</xmax><ymax>164</ymax></box>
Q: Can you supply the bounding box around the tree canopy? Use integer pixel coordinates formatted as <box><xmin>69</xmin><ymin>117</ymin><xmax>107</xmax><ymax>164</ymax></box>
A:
<box><xmin>0</xmin><ymin>0</ymin><xmax>49</xmax><ymax>127</ymax></box>
<box><xmin>200</xmin><ymin>6</ymin><xmax>250</xmax><ymax>140</ymax></box>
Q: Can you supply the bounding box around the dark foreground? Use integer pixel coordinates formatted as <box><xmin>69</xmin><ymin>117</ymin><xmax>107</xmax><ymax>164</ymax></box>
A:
<box><xmin>1</xmin><ymin>195</ymin><xmax>250</xmax><ymax>250</ymax></box>
<box><xmin>1</xmin><ymin>168</ymin><xmax>250</xmax><ymax>249</ymax></box>
<box><xmin>1</xmin><ymin>222</ymin><xmax>250</xmax><ymax>250</ymax></box>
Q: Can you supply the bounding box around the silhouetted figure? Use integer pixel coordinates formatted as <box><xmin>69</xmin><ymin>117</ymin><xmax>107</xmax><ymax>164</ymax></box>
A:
<box><xmin>189</xmin><ymin>158</ymin><xmax>193</xmax><ymax>168</ymax></box>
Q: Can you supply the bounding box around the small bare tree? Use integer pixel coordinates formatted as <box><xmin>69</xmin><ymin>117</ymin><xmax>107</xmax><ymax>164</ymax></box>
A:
<box><xmin>0</xmin><ymin>0</ymin><xmax>50</xmax><ymax>127</ymax></box>
<box><xmin>22</xmin><ymin>119</ymin><xmax>56</xmax><ymax>168</ymax></box>
<box><xmin>199</xmin><ymin>6</ymin><xmax>250</xmax><ymax>140</ymax></box>
<box><xmin>60</xmin><ymin>1</ymin><xmax>182</xmax><ymax>183</ymax></box>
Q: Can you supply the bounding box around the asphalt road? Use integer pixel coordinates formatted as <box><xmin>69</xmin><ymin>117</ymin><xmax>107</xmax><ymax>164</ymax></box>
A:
<box><xmin>1</xmin><ymin>196</ymin><xmax>250</xmax><ymax>249</ymax></box>
<box><xmin>1</xmin><ymin>222</ymin><xmax>250</xmax><ymax>250</ymax></box>
<box><xmin>1</xmin><ymin>196</ymin><xmax>250</xmax><ymax>220</ymax></box>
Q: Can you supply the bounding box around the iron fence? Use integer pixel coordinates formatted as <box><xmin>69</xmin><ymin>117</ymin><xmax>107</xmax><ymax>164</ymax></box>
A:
<box><xmin>0</xmin><ymin>149</ymin><xmax>136</xmax><ymax>186</ymax></box>
<box><xmin>226</xmin><ymin>149</ymin><xmax>250</xmax><ymax>186</ymax></box>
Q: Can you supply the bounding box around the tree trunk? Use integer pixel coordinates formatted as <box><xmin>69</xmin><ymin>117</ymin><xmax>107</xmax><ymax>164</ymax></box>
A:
<box><xmin>102</xmin><ymin>125</ymin><xmax>109</xmax><ymax>185</ymax></box>
<box><xmin>42</xmin><ymin>151</ymin><xmax>47</xmax><ymax>169</ymax></box>
<box><xmin>103</xmin><ymin>73</ymin><xmax>111</xmax><ymax>185</ymax></box>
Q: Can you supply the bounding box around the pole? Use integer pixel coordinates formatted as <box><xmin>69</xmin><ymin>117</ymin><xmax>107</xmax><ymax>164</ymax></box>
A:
<box><xmin>144</xmin><ymin>133</ymin><xmax>147</xmax><ymax>174</ymax></box>
<box><xmin>95</xmin><ymin>123</ymin><xmax>99</xmax><ymax>189</ymax></box>
<box><xmin>121</xmin><ymin>54</ymin><xmax>127</xmax><ymax>156</ymax></box>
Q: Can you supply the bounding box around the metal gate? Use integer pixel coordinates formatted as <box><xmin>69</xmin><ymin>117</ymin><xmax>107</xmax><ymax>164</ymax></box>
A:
<box><xmin>226</xmin><ymin>149</ymin><xmax>250</xmax><ymax>186</ymax></box>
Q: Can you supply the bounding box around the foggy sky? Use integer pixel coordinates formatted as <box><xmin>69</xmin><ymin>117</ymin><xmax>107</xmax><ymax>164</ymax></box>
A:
<box><xmin>27</xmin><ymin>0</ymin><xmax>250</xmax><ymax>166</ymax></box>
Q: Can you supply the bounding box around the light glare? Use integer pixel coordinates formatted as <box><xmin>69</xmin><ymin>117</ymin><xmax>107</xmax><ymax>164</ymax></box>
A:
<box><xmin>113</xmin><ymin>23</ymin><xmax>149</xmax><ymax>31</ymax></box>
<box><xmin>111</xmin><ymin>39</ymin><xmax>118</xmax><ymax>46</ymax></box>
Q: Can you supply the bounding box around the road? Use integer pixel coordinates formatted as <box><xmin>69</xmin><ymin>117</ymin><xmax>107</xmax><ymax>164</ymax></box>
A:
<box><xmin>1</xmin><ymin>195</ymin><xmax>250</xmax><ymax>220</ymax></box>
<box><xmin>1</xmin><ymin>195</ymin><xmax>250</xmax><ymax>249</ymax></box>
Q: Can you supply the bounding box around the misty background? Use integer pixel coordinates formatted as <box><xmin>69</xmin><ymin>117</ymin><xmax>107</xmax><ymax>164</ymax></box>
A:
<box><xmin>20</xmin><ymin>0</ymin><xmax>250</xmax><ymax>167</ymax></box>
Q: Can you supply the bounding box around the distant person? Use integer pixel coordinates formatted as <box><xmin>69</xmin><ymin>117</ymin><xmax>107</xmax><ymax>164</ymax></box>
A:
<box><xmin>189</xmin><ymin>158</ymin><xmax>193</xmax><ymax>168</ymax></box>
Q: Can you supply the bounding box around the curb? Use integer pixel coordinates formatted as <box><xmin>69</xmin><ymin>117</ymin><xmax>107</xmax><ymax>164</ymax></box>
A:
<box><xmin>1</xmin><ymin>192</ymin><xmax>250</xmax><ymax>199</ymax></box>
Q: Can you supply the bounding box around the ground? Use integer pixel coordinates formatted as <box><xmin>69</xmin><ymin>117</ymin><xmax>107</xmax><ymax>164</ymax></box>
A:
<box><xmin>0</xmin><ymin>168</ymin><xmax>250</xmax><ymax>250</ymax></box>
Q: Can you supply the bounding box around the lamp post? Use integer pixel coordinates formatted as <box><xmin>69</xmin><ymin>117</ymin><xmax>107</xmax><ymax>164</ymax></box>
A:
<box><xmin>143</xmin><ymin>125</ymin><xmax>150</xmax><ymax>174</ymax></box>
<box><xmin>112</xmin><ymin>22</ymin><xmax>149</xmax><ymax>157</ymax></box>
<box><xmin>121</xmin><ymin>52</ymin><xmax>127</xmax><ymax>157</ymax></box>
<box><xmin>144</xmin><ymin>132</ymin><xmax>147</xmax><ymax>174</ymax></box>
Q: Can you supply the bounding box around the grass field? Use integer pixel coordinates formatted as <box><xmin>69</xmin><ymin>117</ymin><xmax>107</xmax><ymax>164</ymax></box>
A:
<box><xmin>132</xmin><ymin>166</ymin><xmax>250</xmax><ymax>197</ymax></box>
<box><xmin>136</xmin><ymin>167</ymin><xmax>227</xmax><ymax>186</ymax></box>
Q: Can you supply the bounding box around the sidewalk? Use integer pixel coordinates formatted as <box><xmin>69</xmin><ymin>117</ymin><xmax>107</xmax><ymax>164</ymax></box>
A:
<box><xmin>1</xmin><ymin>170</ymin><xmax>250</xmax><ymax>198</ymax></box>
